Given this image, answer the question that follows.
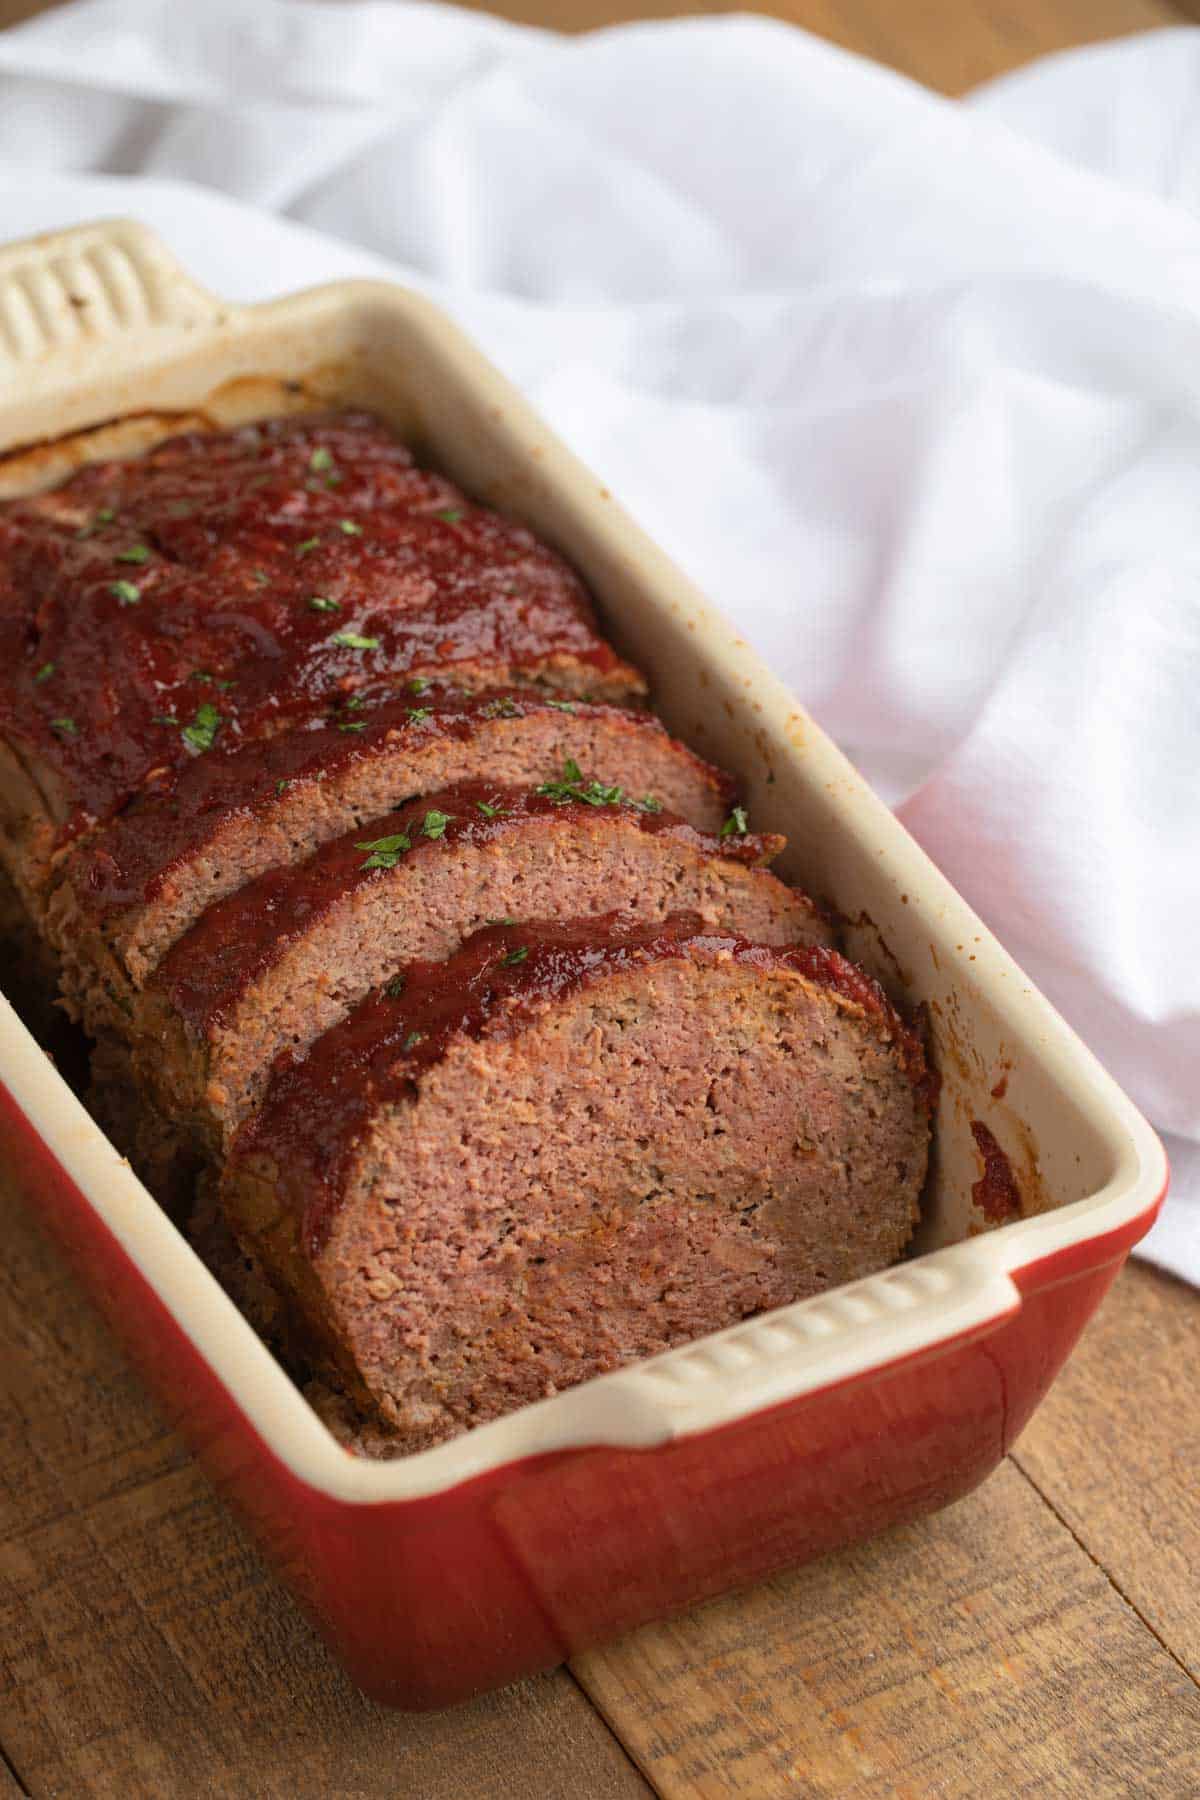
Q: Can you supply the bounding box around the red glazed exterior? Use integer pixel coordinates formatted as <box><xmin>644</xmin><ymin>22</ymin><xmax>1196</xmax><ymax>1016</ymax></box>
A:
<box><xmin>0</xmin><ymin>1078</ymin><xmax>1163</xmax><ymax>1709</ymax></box>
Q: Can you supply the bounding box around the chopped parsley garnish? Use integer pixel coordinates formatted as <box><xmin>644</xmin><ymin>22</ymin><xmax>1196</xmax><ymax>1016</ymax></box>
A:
<box><xmin>501</xmin><ymin>946</ymin><xmax>529</xmax><ymax>967</ymax></box>
<box><xmin>408</xmin><ymin>676</ymin><xmax>431</xmax><ymax>695</ymax></box>
<box><xmin>331</xmin><ymin>631</ymin><xmax>379</xmax><ymax>651</ymax></box>
<box><xmin>546</xmin><ymin>700</ymin><xmax>576</xmax><ymax>713</ymax></box>
<box><xmin>720</xmin><ymin>806</ymin><xmax>750</xmax><ymax>838</ymax></box>
<box><xmin>189</xmin><ymin>670</ymin><xmax>235</xmax><ymax>691</ymax></box>
<box><xmin>337</xmin><ymin>518</ymin><xmax>363</xmax><ymax>536</ymax></box>
<box><xmin>153</xmin><ymin>714</ymin><xmax>179</xmax><ymax>726</ymax></box>
<box><xmin>482</xmin><ymin>697</ymin><xmax>519</xmax><ymax>719</ymax></box>
<box><xmin>275</xmin><ymin>779</ymin><xmax>291</xmax><ymax>796</ymax></box>
<box><xmin>50</xmin><ymin>716</ymin><xmax>77</xmax><ymax>736</ymax></box>
<box><xmin>33</xmin><ymin>662</ymin><xmax>55</xmax><ymax>683</ymax></box>
<box><xmin>435</xmin><ymin>507</ymin><xmax>464</xmax><ymax>524</ymax></box>
<box><xmin>77</xmin><ymin>506</ymin><xmax>116</xmax><ymax>537</ymax></box>
<box><xmin>110</xmin><ymin>580</ymin><xmax>141</xmax><ymax>605</ymax></box>
<box><xmin>309</xmin><ymin>446</ymin><xmax>335</xmax><ymax>473</ymax></box>
<box><xmin>385</xmin><ymin>975</ymin><xmax>407</xmax><ymax>999</ymax></box>
<box><xmin>338</xmin><ymin>720</ymin><xmax>367</xmax><ymax>733</ymax></box>
<box><xmin>341</xmin><ymin>694</ymin><xmax>365</xmax><ymax>713</ymax></box>
<box><xmin>535</xmin><ymin>758</ymin><xmax>625</xmax><ymax>808</ymax></box>
<box><xmin>402</xmin><ymin>1030</ymin><xmax>424</xmax><ymax>1052</ymax></box>
<box><xmin>475</xmin><ymin>801</ymin><xmax>506</xmax><ymax>818</ymax></box>
<box><xmin>405</xmin><ymin>707</ymin><xmax>432</xmax><ymax>724</ymax></box>
<box><xmin>308</xmin><ymin>595</ymin><xmax>340</xmax><ymax>613</ymax></box>
<box><xmin>634</xmin><ymin>794</ymin><xmax>663</xmax><ymax>813</ymax></box>
<box><xmin>115</xmin><ymin>544</ymin><xmax>151</xmax><ymax>565</ymax></box>
<box><xmin>181</xmin><ymin>702</ymin><xmax>222</xmax><ymax>754</ymax></box>
<box><xmin>421</xmin><ymin>809</ymin><xmax>453</xmax><ymax>840</ymax></box>
<box><xmin>486</xmin><ymin>916</ymin><xmax>517</xmax><ymax>927</ymax></box>
<box><xmin>296</xmin><ymin>536</ymin><xmax>321</xmax><ymax>556</ymax></box>
<box><xmin>357</xmin><ymin>832</ymin><xmax>412</xmax><ymax>871</ymax></box>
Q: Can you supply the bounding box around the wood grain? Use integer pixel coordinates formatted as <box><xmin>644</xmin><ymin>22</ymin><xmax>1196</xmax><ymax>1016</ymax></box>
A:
<box><xmin>449</xmin><ymin>0</ymin><xmax>1177</xmax><ymax>93</ymax></box>
<box><xmin>0</xmin><ymin>0</ymin><xmax>1181</xmax><ymax>93</ymax></box>
<box><xmin>0</xmin><ymin>1178</ymin><xmax>651</xmax><ymax>1800</ymax></box>
<box><xmin>1012</xmin><ymin>1261</ymin><xmax>1200</xmax><ymax>1682</ymax></box>
<box><xmin>573</xmin><ymin>1448</ymin><xmax>1200</xmax><ymax>1798</ymax></box>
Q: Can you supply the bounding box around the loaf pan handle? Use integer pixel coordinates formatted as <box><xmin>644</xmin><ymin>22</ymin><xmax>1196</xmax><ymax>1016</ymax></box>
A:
<box><xmin>547</xmin><ymin>1249</ymin><xmax>1022</xmax><ymax>1451</ymax></box>
<box><xmin>0</xmin><ymin>218</ymin><xmax>228</xmax><ymax>374</ymax></box>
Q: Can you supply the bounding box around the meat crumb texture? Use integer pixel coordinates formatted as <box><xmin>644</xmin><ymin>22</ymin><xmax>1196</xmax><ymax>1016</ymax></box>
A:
<box><xmin>0</xmin><ymin>408</ymin><xmax>935</xmax><ymax>1458</ymax></box>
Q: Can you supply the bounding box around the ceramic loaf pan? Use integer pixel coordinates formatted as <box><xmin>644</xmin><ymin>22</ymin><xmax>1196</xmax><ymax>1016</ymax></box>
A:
<box><xmin>0</xmin><ymin>221</ymin><xmax>1167</xmax><ymax>1709</ymax></box>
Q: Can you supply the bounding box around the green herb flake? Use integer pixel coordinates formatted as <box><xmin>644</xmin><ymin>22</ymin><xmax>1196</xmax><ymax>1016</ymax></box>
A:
<box><xmin>421</xmin><ymin>809</ymin><xmax>453</xmax><ymax>840</ymax></box>
<box><xmin>309</xmin><ymin>446</ymin><xmax>335</xmax><ymax>474</ymax></box>
<box><xmin>308</xmin><ymin>595</ymin><xmax>340</xmax><ymax>614</ymax></box>
<box><xmin>33</xmin><ymin>662</ymin><xmax>55</xmax><ymax>684</ymax></box>
<box><xmin>181</xmin><ymin>702</ymin><xmax>221</xmax><ymax>754</ymax></box>
<box><xmin>535</xmin><ymin>757</ymin><xmax>625</xmax><ymax>809</ymax></box>
<box><xmin>275</xmin><ymin>779</ymin><xmax>291</xmax><ymax>797</ymax></box>
<box><xmin>475</xmin><ymin>801</ymin><xmax>506</xmax><ymax>819</ymax></box>
<box><xmin>50</xmin><ymin>716</ymin><xmax>78</xmax><ymax>736</ymax></box>
<box><xmin>501</xmin><ymin>946</ymin><xmax>529</xmax><ymax>967</ymax></box>
<box><xmin>110</xmin><ymin>580</ymin><xmax>141</xmax><ymax>606</ymax></box>
<box><xmin>634</xmin><ymin>794</ymin><xmax>664</xmax><ymax>814</ymax></box>
<box><xmin>115</xmin><ymin>544</ymin><xmax>151</xmax><ymax>565</ymax></box>
<box><xmin>331</xmin><ymin>631</ymin><xmax>379</xmax><ymax>651</ymax></box>
<box><xmin>296</xmin><ymin>536</ymin><xmax>321</xmax><ymax>557</ymax></box>
<box><xmin>482</xmin><ymin>696</ymin><xmax>519</xmax><ymax>719</ymax></box>
<box><xmin>486</xmin><ymin>916</ymin><xmax>517</xmax><ymax>927</ymax></box>
<box><xmin>77</xmin><ymin>505</ymin><xmax>117</xmax><ymax>538</ymax></box>
<box><xmin>153</xmin><ymin>714</ymin><xmax>179</xmax><ymax>726</ymax></box>
<box><xmin>408</xmin><ymin>676</ymin><xmax>431</xmax><ymax>695</ymax></box>
<box><xmin>720</xmin><ymin>806</ymin><xmax>750</xmax><ymax>838</ymax></box>
<box><xmin>402</xmin><ymin>1030</ymin><xmax>424</xmax><ymax>1053</ymax></box>
<box><xmin>405</xmin><ymin>707</ymin><xmax>432</xmax><ymax>724</ymax></box>
<box><xmin>342</xmin><ymin>695</ymin><xmax>365</xmax><ymax>713</ymax></box>
<box><xmin>338</xmin><ymin>720</ymin><xmax>368</xmax><ymax>733</ymax></box>
<box><xmin>337</xmin><ymin>518</ymin><xmax>363</xmax><ymax>537</ymax></box>
<box><xmin>435</xmin><ymin>507</ymin><xmax>464</xmax><ymax>524</ymax></box>
<box><xmin>546</xmin><ymin>700</ymin><xmax>576</xmax><ymax>714</ymax></box>
<box><xmin>385</xmin><ymin>975</ymin><xmax>407</xmax><ymax>999</ymax></box>
<box><xmin>252</xmin><ymin>569</ymin><xmax>270</xmax><ymax>587</ymax></box>
<box><xmin>356</xmin><ymin>832</ymin><xmax>411</xmax><ymax>871</ymax></box>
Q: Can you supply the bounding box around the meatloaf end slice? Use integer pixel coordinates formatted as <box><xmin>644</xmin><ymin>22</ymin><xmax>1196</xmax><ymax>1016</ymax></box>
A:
<box><xmin>135</xmin><ymin>783</ymin><xmax>834</xmax><ymax>1149</ymax></box>
<box><xmin>0</xmin><ymin>410</ymin><xmax>644</xmax><ymax>892</ymax></box>
<box><xmin>48</xmin><ymin>691</ymin><xmax>733</xmax><ymax>1038</ymax></box>
<box><xmin>223</xmin><ymin>918</ymin><xmax>933</xmax><ymax>1451</ymax></box>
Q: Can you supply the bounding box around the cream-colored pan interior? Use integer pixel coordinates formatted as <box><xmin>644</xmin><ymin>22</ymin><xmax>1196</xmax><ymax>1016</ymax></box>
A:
<box><xmin>0</xmin><ymin>220</ymin><xmax>1166</xmax><ymax>1503</ymax></box>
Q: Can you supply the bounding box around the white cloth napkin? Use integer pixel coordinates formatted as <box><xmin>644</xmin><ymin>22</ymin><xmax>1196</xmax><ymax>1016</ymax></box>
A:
<box><xmin>0</xmin><ymin>1</ymin><xmax>1195</xmax><ymax>1285</ymax></box>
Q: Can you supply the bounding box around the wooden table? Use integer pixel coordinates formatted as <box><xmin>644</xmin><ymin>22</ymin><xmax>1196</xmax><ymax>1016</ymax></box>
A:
<box><xmin>1</xmin><ymin>1</ymin><xmax>1198</xmax><ymax>1793</ymax></box>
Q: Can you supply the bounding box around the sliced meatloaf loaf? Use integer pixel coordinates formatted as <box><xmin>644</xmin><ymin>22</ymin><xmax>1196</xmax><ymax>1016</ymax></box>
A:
<box><xmin>49</xmin><ymin>694</ymin><xmax>733</xmax><ymax>1039</ymax></box>
<box><xmin>0</xmin><ymin>409</ymin><xmax>643</xmax><ymax>907</ymax></box>
<box><xmin>223</xmin><ymin>917</ymin><xmax>934</xmax><ymax>1450</ymax></box>
<box><xmin>130</xmin><ymin>784</ymin><xmax>833</xmax><ymax>1149</ymax></box>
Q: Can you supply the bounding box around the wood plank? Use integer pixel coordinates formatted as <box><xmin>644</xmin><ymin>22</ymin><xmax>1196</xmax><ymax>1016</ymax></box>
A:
<box><xmin>450</xmin><ymin>0</ymin><xmax>1177</xmax><ymax>94</ymax></box>
<box><xmin>1011</xmin><ymin>1261</ymin><xmax>1200</xmax><ymax>1681</ymax></box>
<box><xmin>0</xmin><ymin>0</ymin><xmax>1181</xmax><ymax>95</ymax></box>
<box><xmin>572</xmin><ymin>1455</ymin><xmax>1200</xmax><ymax>1798</ymax></box>
<box><xmin>0</xmin><ymin>1179</ymin><xmax>652</xmax><ymax>1800</ymax></box>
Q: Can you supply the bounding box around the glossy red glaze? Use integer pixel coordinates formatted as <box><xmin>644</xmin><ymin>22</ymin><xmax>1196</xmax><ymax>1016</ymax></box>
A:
<box><xmin>74</xmin><ymin>691</ymin><xmax>706</xmax><ymax>917</ymax></box>
<box><xmin>232</xmin><ymin>918</ymin><xmax>934</xmax><ymax>1258</ymax></box>
<box><xmin>970</xmin><ymin>1120</ymin><xmax>1024</xmax><ymax>1222</ymax></box>
<box><xmin>0</xmin><ymin>412</ymin><xmax>637</xmax><ymax>842</ymax></box>
<box><xmin>0</xmin><ymin>1074</ymin><xmax>1163</xmax><ymax>1710</ymax></box>
<box><xmin>154</xmin><ymin>781</ymin><xmax>778</xmax><ymax>1037</ymax></box>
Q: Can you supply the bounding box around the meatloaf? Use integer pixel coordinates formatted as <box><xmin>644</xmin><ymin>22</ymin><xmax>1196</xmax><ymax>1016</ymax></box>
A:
<box><xmin>128</xmin><ymin>784</ymin><xmax>833</xmax><ymax>1150</ymax></box>
<box><xmin>0</xmin><ymin>409</ymin><xmax>644</xmax><ymax>911</ymax></box>
<box><xmin>223</xmin><ymin>917</ymin><xmax>933</xmax><ymax>1449</ymax></box>
<box><xmin>48</xmin><ymin>693</ymin><xmax>732</xmax><ymax>1039</ymax></box>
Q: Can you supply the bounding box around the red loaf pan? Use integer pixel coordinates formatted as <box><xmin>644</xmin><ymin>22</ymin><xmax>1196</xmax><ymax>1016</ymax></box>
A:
<box><xmin>0</xmin><ymin>221</ymin><xmax>1167</xmax><ymax>1708</ymax></box>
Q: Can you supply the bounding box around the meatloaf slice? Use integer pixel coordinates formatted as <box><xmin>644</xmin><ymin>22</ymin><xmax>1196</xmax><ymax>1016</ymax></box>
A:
<box><xmin>48</xmin><ymin>693</ymin><xmax>733</xmax><ymax>1037</ymax></box>
<box><xmin>223</xmin><ymin>917</ymin><xmax>933</xmax><ymax>1451</ymax></box>
<box><xmin>132</xmin><ymin>784</ymin><xmax>833</xmax><ymax>1150</ymax></box>
<box><xmin>0</xmin><ymin>409</ymin><xmax>643</xmax><ymax>901</ymax></box>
